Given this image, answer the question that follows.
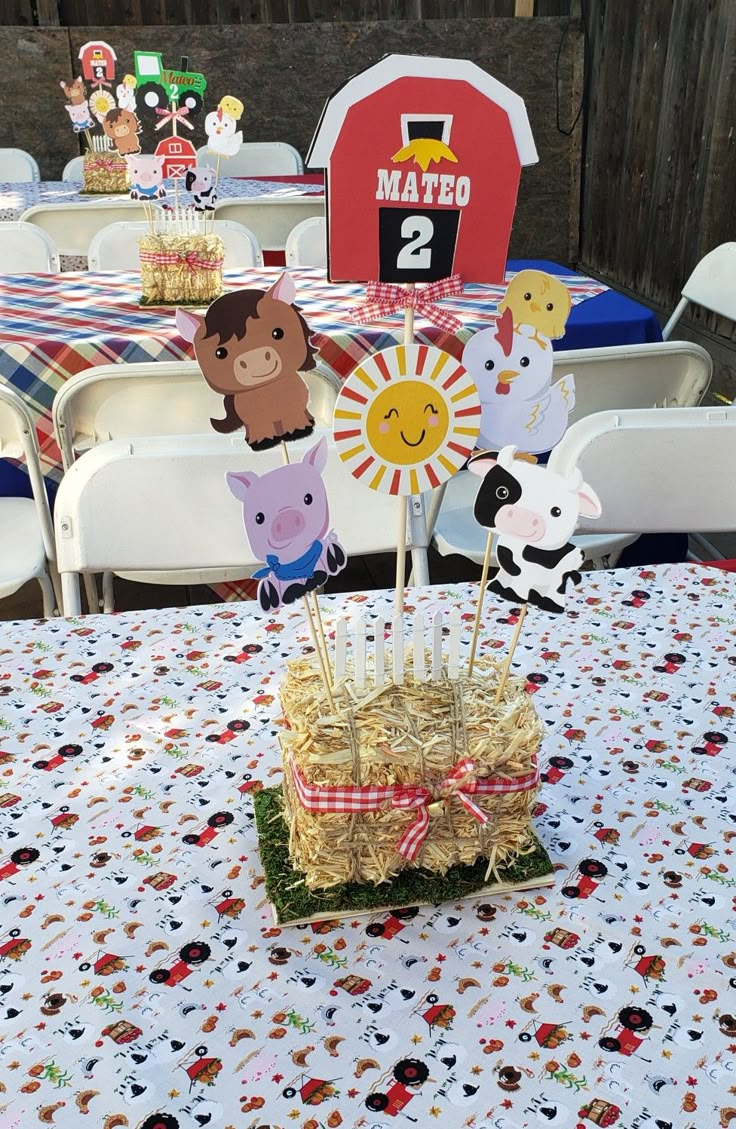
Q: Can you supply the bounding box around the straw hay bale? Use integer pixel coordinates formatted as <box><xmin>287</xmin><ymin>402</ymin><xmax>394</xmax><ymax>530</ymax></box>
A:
<box><xmin>280</xmin><ymin>655</ymin><xmax>543</xmax><ymax>890</ymax></box>
<box><xmin>139</xmin><ymin>233</ymin><xmax>224</xmax><ymax>306</ymax></box>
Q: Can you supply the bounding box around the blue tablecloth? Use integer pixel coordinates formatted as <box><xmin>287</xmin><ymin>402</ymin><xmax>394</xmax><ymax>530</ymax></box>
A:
<box><xmin>512</xmin><ymin>259</ymin><xmax>662</xmax><ymax>350</ymax></box>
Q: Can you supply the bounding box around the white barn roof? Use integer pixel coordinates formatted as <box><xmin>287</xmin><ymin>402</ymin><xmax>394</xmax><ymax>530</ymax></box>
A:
<box><xmin>307</xmin><ymin>53</ymin><xmax>538</xmax><ymax>169</ymax></box>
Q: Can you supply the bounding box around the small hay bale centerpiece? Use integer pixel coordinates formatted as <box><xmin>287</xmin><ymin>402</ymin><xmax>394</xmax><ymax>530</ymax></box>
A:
<box><xmin>139</xmin><ymin>228</ymin><xmax>224</xmax><ymax>307</ymax></box>
<box><xmin>278</xmin><ymin>611</ymin><xmax>544</xmax><ymax>892</ymax></box>
<box><xmin>82</xmin><ymin>146</ymin><xmax>129</xmax><ymax>195</ymax></box>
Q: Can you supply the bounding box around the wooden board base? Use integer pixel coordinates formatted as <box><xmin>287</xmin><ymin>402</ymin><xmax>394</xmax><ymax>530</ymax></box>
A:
<box><xmin>253</xmin><ymin>786</ymin><xmax>555</xmax><ymax>928</ymax></box>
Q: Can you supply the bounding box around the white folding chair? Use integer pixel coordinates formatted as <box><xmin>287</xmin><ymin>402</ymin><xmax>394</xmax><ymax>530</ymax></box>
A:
<box><xmin>427</xmin><ymin>340</ymin><xmax>712</xmax><ymax>572</ymax></box>
<box><xmin>62</xmin><ymin>156</ymin><xmax>85</xmax><ymax>181</ymax></box>
<box><xmin>0</xmin><ymin>222</ymin><xmax>60</xmax><ymax>272</ymax></box>
<box><xmin>548</xmin><ymin>406</ymin><xmax>736</xmax><ymax>540</ymax></box>
<box><xmin>87</xmin><ymin>220</ymin><xmax>263</xmax><ymax>271</ymax></box>
<box><xmin>0</xmin><ymin>147</ymin><xmax>40</xmax><ymax>182</ymax></box>
<box><xmin>0</xmin><ymin>386</ymin><xmax>59</xmax><ymax>616</ymax></box>
<box><xmin>55</xmin><ymin>430</ymin><xmax>406</xmax><ymax>616</ymax></box>
<box><xmin>21</xmin><ymin>200</ymin><xmax>145</xmax><ymax>257</ymax></box>
<box><xmin>52</xmin><ymin>362</ymin><xmax>342</xmax><ymax>610</ymax></box>
<box><xmin>663</xmin><ymin>243</ymin><xmax>736</xmax><ymax>339</ymax></box>
<box><xmin>0</xmin><ymin>222</ymin><xmax>60</xmax><ymax>273</ymax></box>
<box><xmin>196</xmin><ymin>141</ymin><xmax>304</xmax><ymax>176</ymax></box>
<box><xmin>285</xmin><ymin>216</ymin><xmax>327</xmax><ymax>268</ymax></box>
<box><xmin>214</xmin><ymin>197</ymin><xmax>324</xmax><ymax>252</ymax></box>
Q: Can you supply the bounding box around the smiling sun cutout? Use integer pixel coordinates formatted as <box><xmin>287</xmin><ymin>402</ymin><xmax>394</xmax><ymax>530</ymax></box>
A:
<box><xmin>333</xmin><ymin>344</ymin><xmax>480</xmax><ymax>495</ymax></box>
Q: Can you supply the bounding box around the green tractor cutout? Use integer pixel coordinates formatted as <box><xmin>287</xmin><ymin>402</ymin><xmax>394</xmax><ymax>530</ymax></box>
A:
<box><xmin>133</xmin><ymin>51</ymin><xmax>207</xmax><ymax>117</ymax></box>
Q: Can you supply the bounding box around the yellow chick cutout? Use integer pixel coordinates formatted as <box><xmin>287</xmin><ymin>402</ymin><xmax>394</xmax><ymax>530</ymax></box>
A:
<box><xmin>499</xmin><ymin>269</ymin><xmax>572</xmax><ymax>344</ymax></box>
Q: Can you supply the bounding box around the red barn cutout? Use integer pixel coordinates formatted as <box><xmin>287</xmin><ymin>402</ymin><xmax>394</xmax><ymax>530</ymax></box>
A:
<box><xmin>78</xmin><ymin>41</ymin><xmax>117</xmax><ymax>86</ymax></box>
<box><xmin>154</xmin><ymin>136</ymin><xmax>197</xmax><ymax>179</ymax></box>
<box><xmin>307</xmin><ymin>54</ymin><xmax>537</xmax><ymax>285</ymax></box>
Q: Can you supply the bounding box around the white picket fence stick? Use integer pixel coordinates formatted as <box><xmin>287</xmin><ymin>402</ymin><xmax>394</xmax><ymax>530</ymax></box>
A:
<box><xmin>374</xmin><ymin>619</ymin><xmax>386</xmax><ymax>687</ymax></box>
<box><xmin>334</xmin><ymin>618</ymin><xmax>347</xmax><ymax>681</ymax></box>
<box><xmin>413</xmin><ymin>612</ymin><xmax>426</xmax><ymax>683</ymax></box>
<box><xmin>392</xmin><ymin>614</ymin><xmax>405</xmax><ymax>685</ymax></box>
<box><xmin>431</xmin><ymin>610</ymin><xmax>444</xmax><ymax>681</ymax></box>
<box><xmin>448</xmin><ymin>606</ymin><xmax>461</xmax><ymax>680</ymax></box>
<box><xmin>354</xmin><ymin>617</ymin><xmax>367</xmax><ymax>691</ymax></box>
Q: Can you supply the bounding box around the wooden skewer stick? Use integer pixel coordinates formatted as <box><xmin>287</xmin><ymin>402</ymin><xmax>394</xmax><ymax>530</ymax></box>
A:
<box><xmin>394</xmin><ymin>284</ymin><xmax>416</xmax><ymax>618</ymax></box>
<box><xmin>467</xmin><ymin>530</ymin><xmax>494</xmax><ymax>677</ymax></box>
<box><xmin>494</xmin><ymin>603</ymin><xmax>527</xmax><ymax>705</ymax></box>
<box><xmin>280</xmin><ymin>438</ymin><xmax>331</xmax><ymax>684</ymax></box>
<box><xmin>303</xmin><ymin>593</ymin><xmax>335</xmax><ymax>711</ymax></box>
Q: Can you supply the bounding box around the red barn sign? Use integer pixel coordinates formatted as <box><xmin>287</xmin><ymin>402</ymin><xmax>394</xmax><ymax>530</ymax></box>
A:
<box><xmin>78</xmin><ymin>40</ymin><xmax>117</xmax><ymax>86</ymax></box>
<box><xmin>154</xmin><ymin>136</ymin><xmax>197</xmax><ymax>180</ymax></box>
<box><xmin>307</xmin><ymin>54</ymin><xmax>537</xmax><ymax>285</ymax></box>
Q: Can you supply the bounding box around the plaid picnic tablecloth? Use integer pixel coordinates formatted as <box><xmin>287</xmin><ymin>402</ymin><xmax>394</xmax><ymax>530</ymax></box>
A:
<box><xmin>0</xmin><ymin>176</ymin><xmax>324</xmax><ymax>222</ymax></box>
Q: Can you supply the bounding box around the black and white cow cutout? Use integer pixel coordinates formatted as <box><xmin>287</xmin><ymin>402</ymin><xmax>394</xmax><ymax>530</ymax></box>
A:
<box><xmin>470</xmin><ymin>445</ymin><xmax>601</xmax><ymax>613</ymax></box>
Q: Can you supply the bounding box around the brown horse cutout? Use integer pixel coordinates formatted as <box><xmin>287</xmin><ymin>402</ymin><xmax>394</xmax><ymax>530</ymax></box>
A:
<box><xmin>176</xmin><ymin>273</ymin><xmax>317</xmax><ymax>451</ymax></box>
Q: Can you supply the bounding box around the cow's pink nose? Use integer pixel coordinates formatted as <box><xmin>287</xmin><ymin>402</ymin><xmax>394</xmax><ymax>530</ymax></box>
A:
<box><xmin>272</xmin><ymin>509</ymin><xmax>305</xmax><ymax>542</ymax></box>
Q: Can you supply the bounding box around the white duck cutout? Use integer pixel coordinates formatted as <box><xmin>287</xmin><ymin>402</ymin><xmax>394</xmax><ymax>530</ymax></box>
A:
<box><xmin>463</xmin><ymin>307</ymin><xmax>575</xmax><ymax>455</ymax></box>
<box><xmin>204</xmin><ymin>97</ymin><xmax>244</xmax><ymax>158</ymax></box>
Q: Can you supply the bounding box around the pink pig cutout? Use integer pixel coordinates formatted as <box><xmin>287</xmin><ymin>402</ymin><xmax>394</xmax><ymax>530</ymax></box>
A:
<box><xmin>226</xmin><ymin>436</ymin><xmax>347</xmax><ymax>612</ymax></box>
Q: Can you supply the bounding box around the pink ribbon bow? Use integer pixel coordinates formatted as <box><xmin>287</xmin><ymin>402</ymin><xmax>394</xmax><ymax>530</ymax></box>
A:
<box><xmin>352</xmin><ymin>274</ymin><xmax>465</xmax><ymax>334</ymax></box>
<box><xmin>155</xmin><ymin>105</ymin><xmax>194</xmax><ymax>132</ymax></box>
<box><xmin>291</xmin><ymin>755</ymin><xmax>539</xmax><ymax>862</ymax></box>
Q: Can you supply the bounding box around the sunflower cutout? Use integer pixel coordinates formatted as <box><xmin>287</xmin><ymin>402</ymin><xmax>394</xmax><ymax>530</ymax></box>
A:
<box><xmin>333</xmin><ymin>344</ymin><xmax>480</xmax><ymax>495</ymax></box>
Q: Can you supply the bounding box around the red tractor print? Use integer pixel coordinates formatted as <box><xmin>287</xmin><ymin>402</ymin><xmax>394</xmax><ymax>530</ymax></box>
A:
<box><xmin>365</xmin><ymin>1058</ymin><xmax>429</xmax><ymax>1117</ymax></box>
<box><xmin>148</xmin><ymin>941</ymin><xmax>211</xmax><ymax>987</ymax></box>
<box><xmin>598</xmin><ymin>1006</ymin><xmax>653</xmax><ymax>1058</ymax></box>
<box><xmin>653</xmin><ymin>652</ymin><xmax>686</xmax><ymax>675</ymax></box>
<box><xmin>0</xmin><ymin>928</ymin><xmax>32</xmax><ymax>962</ymax></box>
<box><xmin>541</xmin><ymin>755</ymin><xmax>574</xmax><ymax>785</ymax></box>
<box><xmin>205</xmin><ymin>719</ymin><xmax>250</xmax><ymax>744</ymax></box>
<box><xmin>525</xmin><ymin>672</ymin><xmax>549</xmax><ymax>695</ymax></box>
<box><xmin>562</xmin><ymin>859</ymin><xmax>608</xmax><ymax>900</ymax></box>
<box><xmin>519</xmin><ymin>1019</ymin><xmax>571</xmax><ymax>1049</ymax></box>
<box><xmin>71</xmin><ymin>661</ymin><xmax>114</xmax><ymax>684</ymax></box>
<box><xmin>224</xmin><ymin>643</ymin><xmax>263</xmax><ymax>664</ymax></box>
<box><xmin>622</xmin><ymin>589</ymin><xmax>650</xmax><ymax>608</ymax></box>
<box><xmin>182</xmin><ymin>811</ymin><xmax>234</xmax><ymax>846</ymax></box>
<box><xmin>415</xmin><ymin>993</ymin><xmax>455</xmax><ymax>1033</ymax></box>
<box><xmin>365</xmin><ymin>906</ymin><xmax>419</xmax><ymax>940</ymax></box>
<box><xmin>282</xmin><ymin>1073</ymin><xmax>339</xmax><ymax>1105</ymax></box>
<box><xmin>0</xmin><ymin>846</ymin><xmax>40</xmax><ymax>881</ymax></box>
<box><xmin>32</xmin><ymin>743</ymin><xmax>82</xmax><ymax>771</ymax></box>
<box><xmin>625</xmin><ymin>945</ymin><xmax>665</xmax><ymax>986</ymax></box>
<box><xmin>692</xmin><ymin>730</ymin><xmax>728</xmax><ymax>757</ymax></box>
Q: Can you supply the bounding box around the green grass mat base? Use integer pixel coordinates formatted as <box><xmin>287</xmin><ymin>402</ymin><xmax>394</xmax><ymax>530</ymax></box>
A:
<box><xmin>253</xmin><ymin>785</ymin><xmax>555</xmax><ymax>927</ymax></box>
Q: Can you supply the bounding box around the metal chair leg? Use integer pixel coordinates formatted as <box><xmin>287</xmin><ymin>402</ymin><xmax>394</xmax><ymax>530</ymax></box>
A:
<box><xmin>37</xmin><ymin>572</ymin><xmax>55</xmax><ymax>618</ymax></box>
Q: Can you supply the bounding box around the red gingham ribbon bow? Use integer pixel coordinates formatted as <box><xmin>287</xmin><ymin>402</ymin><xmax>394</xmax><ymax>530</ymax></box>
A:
<box><xmin>291</xmin><ymin>755</ymin><xmax>539</xmax><ymax>862</ymax></box>
<box><xmin>352</xmin><ymin>274</ymin><xmax>465</xmax><ymax>334</ymax></box>
<box><xmin>155</xmin><ymin>105</ymin><xmax>194</xmax><ymax>131</ymax></box>
<box><xmin>139</xmin><ymin>249</ymin><xmax>224</xmax><ymax>272</ymax></box>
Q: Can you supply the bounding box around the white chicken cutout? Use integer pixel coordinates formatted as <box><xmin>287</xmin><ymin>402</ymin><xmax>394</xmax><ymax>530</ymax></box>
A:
<box><xmin>204</xmin><ymin>95</ymin><xmax>244</xmax><ymax>158</ymax></box>
<box><xmin>463</xmin><ymin>306</ymin><xmax>575</xmax><ymax>454</ymax></box>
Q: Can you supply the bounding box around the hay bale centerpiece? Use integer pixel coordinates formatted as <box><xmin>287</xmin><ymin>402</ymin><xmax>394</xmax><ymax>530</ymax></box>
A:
<box><xmin>278</xmin><ymin>625</ymin><xmax>543</xmax><ymax>892</ymax></box>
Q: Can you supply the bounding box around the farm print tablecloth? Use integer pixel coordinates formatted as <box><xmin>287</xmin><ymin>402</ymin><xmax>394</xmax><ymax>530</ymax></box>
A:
<box><xmin>0</xmin><ymin>562</ymin><xmax>735</xmax><ymax>1129</ymax></box>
